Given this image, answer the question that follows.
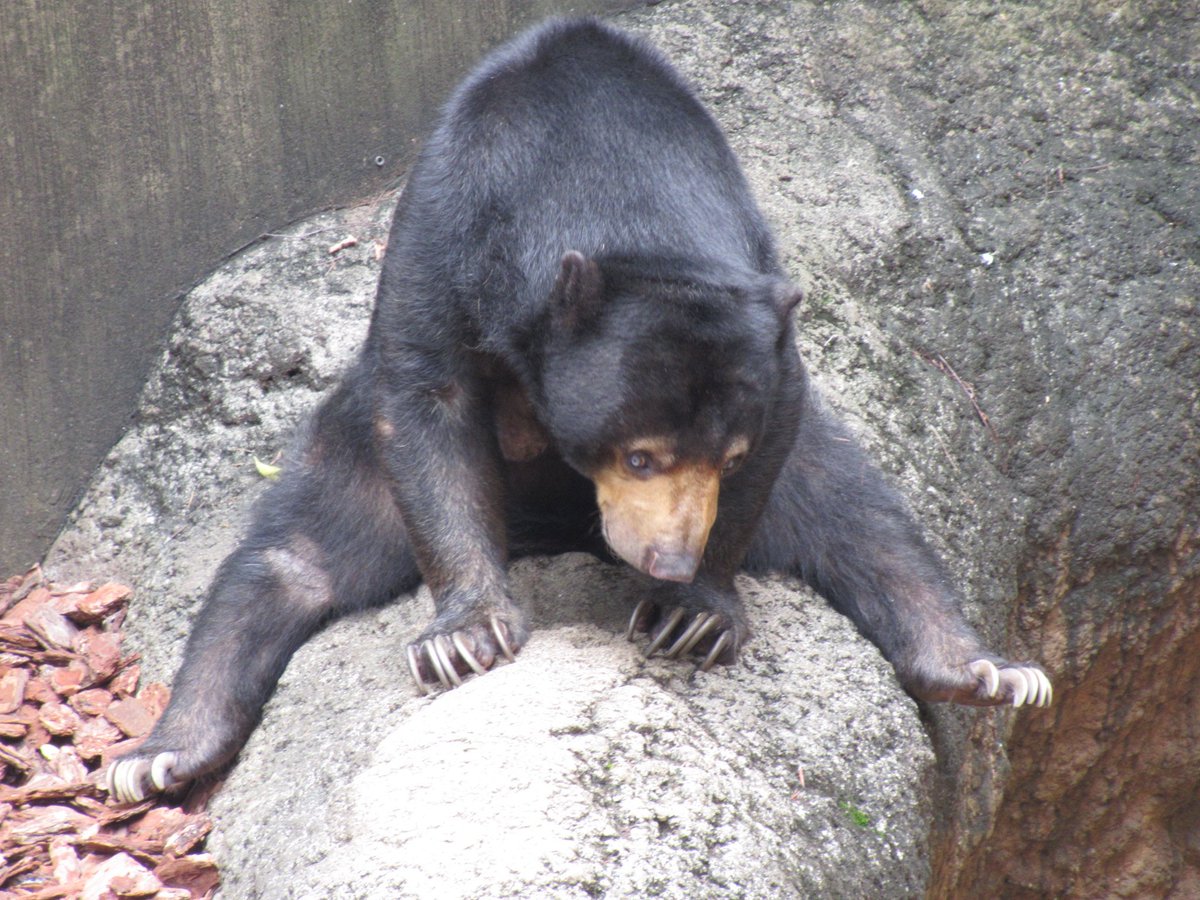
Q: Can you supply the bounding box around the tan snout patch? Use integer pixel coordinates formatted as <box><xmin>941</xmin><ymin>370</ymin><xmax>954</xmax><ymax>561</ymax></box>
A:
<box><xmin>593</xmin><ymin>460</ymin><xmax>720</xmax><ymax>583</ymax></box>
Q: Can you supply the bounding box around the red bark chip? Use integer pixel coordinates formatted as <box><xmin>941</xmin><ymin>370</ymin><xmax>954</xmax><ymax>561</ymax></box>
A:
<box><xmin>2</xmin><ymin>586</ymin><xmax>52</xmax><ymax>625</ymax></box>
<box><xmin>26</xmin><ymin>606</ymin><xmax>80</xmax><ymax>650</ymax></box>
<box><xmin>108</xmin><ymin>663</ymin><xmax>141</xmax><ymax>698</ymax></box>
<box><xmin>39</xmin><ymin>701</ymin><xmax>85</xmax><ymax>737</ymax></box>
<box><xmin>154</xmin><ymin>854</ymin><xmax>220</xmax><ymax>895</ymax></box>
<box><xmin>128</xmin><ymin>806</ymin><xmax>189</xmax><ymax>845</ymax></box>
<box><xmin>9</xmin><ymin>804</ymin><xmax>92</xmax><ymax>844</ymax></box>
<box><xmin>69</xmin><ymin>687</ymin><xmax>114</xmax><ymax>718</ymax></box>
<box><xmin>137</xmin><ymin>682</ymin><xmax>170</xmax><ymax>719</ymax></box>
<box><xmin>75</xmin><ymin>630</ymin><xmax>122</xmax><ymax>682</ymax></box>
<box><xmin>22</xmin><ymin>721</ymin><xmax>53</xmax><ymax>753</ymax></box>
<box><xmin>162</xmin><ymin>815</ymin><xmax>213</xmax><ymax>858</ymax></box>
<box><xmin>47</xmin><ymin>659</ymin><xmax>92</xmax><ymax>697</ymax></box>
<box><xmin>49</xmin><ymin>836</ymin><xmax>82</xmax><ymax>884</ymax></box>
<box><xmin>105</xmin><ymin>697</ymin><xmax>155</xmax><ymax>738</ymax></box>
<box><xmin>50</xmin><ymin>580</ymin><xmax>95</xmax><ymax>596</ymax></box>
<box><xmin>24</xmin><ymin>675</ymin><xmax>57</xmax><ymax>705</ymax></box>
<box><xmin>81</xmin><ymin>852</ymin><xmax>162</xmax><ymax>899</ymax></box>
<box><xmin>72</xmin><ymin>583</ymin><xmax>133</xmax><ymax>625</ymax></box>
<box><xmin>41</xmin><ymin>745</ymin><xmax>89</xmax><ymax>783</ymax></box>
<box><xmin>74</xmin><ymin>716</ymin><xmax>124</xmax><ymax>761</ymax></box>
<box><xmin>0</xmin><ymin>573</ymin><xmax>218</xmax><ymax>897</ymax></box>
<box><xmin>0</xmin><ymin>668</ymin><xmax>29</xmax><ymax>713</ymax></box>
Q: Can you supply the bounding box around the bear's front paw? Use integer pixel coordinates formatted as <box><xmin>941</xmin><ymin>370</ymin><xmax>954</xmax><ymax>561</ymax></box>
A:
<box><xmin>407</xmin><ymin>613</ymin><xmax>524</xmax><ymax>694</ymax></box>
<box><xmin>625</xmin><ymin>598</ymin><xmax>743</xmax><ymax>671</ymax></box>
<box><xmin>106</xmin><ymin>750</ymin><xmax>184</xmax><ymax>803</ymax></box>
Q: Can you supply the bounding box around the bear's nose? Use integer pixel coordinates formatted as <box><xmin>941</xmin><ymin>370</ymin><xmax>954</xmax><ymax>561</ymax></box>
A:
<box><xmin>644</xmin><ymin>547</ymin><xmax>701</xmax><ymax>583</ymax></box>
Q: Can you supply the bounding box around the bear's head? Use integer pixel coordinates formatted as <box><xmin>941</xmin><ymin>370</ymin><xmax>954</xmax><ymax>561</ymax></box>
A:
<box><xmin>537</xmin><ymin>250</ymin><xmax>800</xmax><ymax>583</ymax></box>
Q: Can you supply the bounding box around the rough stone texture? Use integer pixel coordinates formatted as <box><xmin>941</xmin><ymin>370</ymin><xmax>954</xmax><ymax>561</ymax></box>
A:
<box><xmin>43</xmin><ymin>0</ymin><xmax>1199</xmax><ymax>898</ymax></box>
<box><xmin>209</xmin><ymin>559</ymin><xmax>931</xmax><ymax>898</ymax></box>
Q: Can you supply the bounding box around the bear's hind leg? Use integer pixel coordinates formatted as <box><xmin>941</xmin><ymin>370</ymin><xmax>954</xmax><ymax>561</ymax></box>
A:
<box><xmin>108</xmin><ymin>380</ymin><xmax>421</xmax><ymax>801</ymax></box>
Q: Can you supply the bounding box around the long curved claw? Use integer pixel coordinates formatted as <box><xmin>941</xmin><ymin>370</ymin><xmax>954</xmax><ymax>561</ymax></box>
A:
<box><xmin>626</xmin><ymin>599</ymin><xmax>653</xmax><ymax>641</ymax></box>
<box><xmin>407</xmin><ymin>615</ymin><xmax>523</xmax><ymax>696</ymax></box>
<box><xmin>646</xmin><ymin>608</ymin><xmax>686</xmax><ymax>656</ymax></box>
<box><xmin>432</xmin><ymin>635</ymin><xmax>463</xmax><ymax>687</ymax></box>
<box><xmin>150</xmin><ymin>751</ymin><xmax>179</xmax><ymax>792</ymax></box>
<box><xmin>968</xmin><ymin>659</ymin><xmax>1001</xmax><ymax>698</ymax></box>
<box><xmin>407</xmin><ymin>644</ymin><xmax>436</xmax><ymax>695</ymax></box>
<box><xmin>1009</xmin><ymin>665</ymin><xmax>1054</xmax><ymax>708</ymax></box>
<box><xmin>1007</xmin><ymin>668</ymin><xmax>1030</xmax><ymax>707</ymax></box>
<box><xmin>665</xmin><ymin>613</ymin><xmax>719</xmax><ymax>659</ymax></box>
<box><xmin>424</xmin><ymin>639</ymin><xmax>453</xmax><ymax>689</ymax></box>
<box><xmin>107</xmin><ymin>758</ymin><xmax>149</xmax><ymax>803</ymax></box>
<box><xmin>490</xmin><ymin>615</ymin><xmax>516</xmax><ymax>662</ymax></box>
<box><xmin>452</xmin><ymin>632</ymin><xmax>488</xmax><ymax>675</ymax></box>
<box><xmin>123</xmin><ymin>760</ymin><xmax>150</xmax><ymax>802</ymax></box>
<box><xmin>699</xmin><ymin>631</ymin><xmax>733</xmax><ymax>672</ymax></box>
<box><xmin>967</xmin><ymin>659</ymin><xmax>1053</xmax><ymax>708</ymax></box>
<box><xmin>1033</xmin><ymin>668</ymin><xmax>1054</xmax><ymax>707</ymax></box>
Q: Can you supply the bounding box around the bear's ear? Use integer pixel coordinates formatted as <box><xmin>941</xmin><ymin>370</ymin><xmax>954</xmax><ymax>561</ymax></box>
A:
<box><xmin>772</xmin><ymin>281</ymin><xmax>804</xmax><ymax>322</ymax></box>
<box><xmin>552</xmin><ymin>250</ymin><xmax>605</xmax><ymax>332</ymax></box>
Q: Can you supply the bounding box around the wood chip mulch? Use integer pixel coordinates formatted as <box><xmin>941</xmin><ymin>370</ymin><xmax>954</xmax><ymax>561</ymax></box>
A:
<box><xmin>0</xmin><ymin>565</ymin><xmax>219</xmax><ymax>899</ymax></box>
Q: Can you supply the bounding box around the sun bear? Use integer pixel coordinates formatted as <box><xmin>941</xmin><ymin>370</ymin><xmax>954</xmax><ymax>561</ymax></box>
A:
<box><xmin>107</xmin><ymin>17</ymin><xmax>1050</xmax><ymax>802</ymax></box>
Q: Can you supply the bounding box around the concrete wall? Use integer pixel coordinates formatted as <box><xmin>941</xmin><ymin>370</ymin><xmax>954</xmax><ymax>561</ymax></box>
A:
<box><xmin>0</xmin><ymin>0</ymin><xmax>638</xmax><ymax>574</ymax></box>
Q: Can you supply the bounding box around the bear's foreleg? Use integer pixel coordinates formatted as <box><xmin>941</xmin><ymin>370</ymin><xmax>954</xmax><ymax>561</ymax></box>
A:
<box><xmin>747</xmin><ymin>399</ymin><xmax>1051</xmax><ymax>708</ymax></box>
<box><xmin>372</xmin><ymin>354</ymin><xmax>529</xmax><ymax>693</ymax></box>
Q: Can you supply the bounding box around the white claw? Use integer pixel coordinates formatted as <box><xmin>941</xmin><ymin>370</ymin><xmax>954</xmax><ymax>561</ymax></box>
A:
<box><xmin>626</xmin><ymin>599</ymin><xmax>652</xmax><ymax>641</ymax></box>
<box><xmin>115</xmin><ymin>761</ymin><xmax>131</xmax><ymax>802</ymax></box>
<box><xmin>646</xmin><ymin>608</ymin><xmax>686</xmax><ymax>656</ymax></box>
<box><xmin>150</xmin><ymin>752</ymin><xmax>178</xmax><ymax>792</ymax></box>
<box><xmin>699</xmin><ymin>631</ymin><xmax>732</xmax><ymax>672</ymax></box>
<box><xmin>452</xmin><ymin>632</ymin><xmax>488</xmax><ymax>675</ymax></box>
<box><xmin>116</xmin><ymin>763</ymin><xmax>129</xmax><ymax>801</ymax></box>
<box><xmin>489</xmin><ymin>615</ymin><xmax>516</xmax><ymax>663</ymax></box>
<box><xmin>1039</xmin><ymin>670</ymin><xmax>1054</xmax><ymax>707</ymax></box>
<box><xmin>109</xmin><ymin>758</ymin><xmax>150</xmax><ymax>803</ymax></box>
<box><xmin>1008</xmin><ymin>669</ymin><xmax>1030</xmax><ymax>707</ymax></box>
<box><xmin>968</xmin><ymin>659</ymin><xmax>1001</xmax><ymax>698</ymax></box>
<box><xmin>433</xmin><ymin>635</ymin><xmax>463</xmax><ymax>687</ymax></box>
<box><xmin>406</xmin><ymin>644</ymin><xmax>435</xmax><ymax>695</ymax></box>
<box><xmin>1024</xmin><ymin>667</ymin><xmax>1051</xmax><ymax>708</ymax></box>
<box><xmin>425</xmin><ymin>640</ymin><xmax>453</xmax><ymax>688</ymax></box>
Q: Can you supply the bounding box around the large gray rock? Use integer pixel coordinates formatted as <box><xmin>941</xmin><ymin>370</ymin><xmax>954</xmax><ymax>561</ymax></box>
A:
<box><xmin>46</xmin><ymin>0</ymin><xmax>1199</xmax><ymax>897</ymax></box>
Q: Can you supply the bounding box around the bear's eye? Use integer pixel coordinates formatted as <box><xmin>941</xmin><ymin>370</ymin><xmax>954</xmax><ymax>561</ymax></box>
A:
<box><xmin>626</xmin><ymin>451</ymin><xmax>654</xmax><ymax>474</ymax></box>
<box><xmin>721</xmin><ymin>453</ymin><xmax>746</xmax><ymax>476</ymax></box>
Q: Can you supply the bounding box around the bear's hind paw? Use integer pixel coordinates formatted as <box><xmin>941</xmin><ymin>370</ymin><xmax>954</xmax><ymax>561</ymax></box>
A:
<box><xmin>106</xmin><ymin>751</ymin><xmax>181</xmax><ymax>803</ymax></box>
<box><xmin>966</xmin><ymin>659</ymin><xmax>1053</xmax><ymax>708</ymax></box>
